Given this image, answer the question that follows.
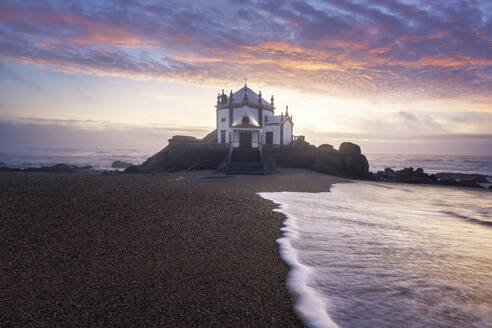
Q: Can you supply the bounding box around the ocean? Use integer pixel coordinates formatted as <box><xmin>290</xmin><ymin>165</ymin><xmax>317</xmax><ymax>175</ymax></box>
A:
<box><xmin>260</xmin><ymin>183</ymin><xmax>492</xmax><ymax>328</ymax></box>
<box><xmin>0</xmin><ymin>148</ymin><xmax>154</xmax><ymax>171</ymax></box>
<box><xmin>1</xmin><ymin>149</ymin><xmax>491</xmax><ymax>177</ymax></box>
<box><xmin>367</xmin><ymin>153</ymin><xmax>492</xmax><ymax>177</ymax></box>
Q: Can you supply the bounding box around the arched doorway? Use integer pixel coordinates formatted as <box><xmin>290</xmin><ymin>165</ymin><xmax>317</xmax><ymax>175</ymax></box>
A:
<box><xmin>239</xmin><ymin>131</ymin><xmax>252</xmax><ymax>148</ymax></box>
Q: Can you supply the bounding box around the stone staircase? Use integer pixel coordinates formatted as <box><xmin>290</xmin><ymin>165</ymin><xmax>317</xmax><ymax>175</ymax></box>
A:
<box><xmin>226</xmin><ymin>149</ymin><xmax>266</xmax><ymax>175</ymax></box>
<box><xmin>230</xmin><ymin>149</ymin><xmax>261</xmax><ymax>162</ymax></box>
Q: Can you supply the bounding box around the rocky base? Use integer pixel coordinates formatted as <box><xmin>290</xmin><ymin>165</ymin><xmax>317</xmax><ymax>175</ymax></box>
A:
<box><xmin>133</xmin><ymin>131</ymin><xmax>227</xmax><ymax>174</ymax></box>
<box><xmin>265</xmin><ymin>139</ymin><xmax>370</xmax><ymax>179</ymax></box>
<box><xmin>130</xmin><ymin>131</ymin><xmax>371</xmax><ymax>179</ymax></box>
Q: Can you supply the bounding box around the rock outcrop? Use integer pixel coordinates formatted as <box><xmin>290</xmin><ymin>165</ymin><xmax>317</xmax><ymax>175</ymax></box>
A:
<box><xmin>135</xmin><ymin>131</ymin><xmax>370</xmax><ymax>178</ymax></box>
<box><xmin>266</xmin><ymin>140</ymin><xmax>370</xmax><ymax>178</ymax></box>
<box><xmin>111</xmin><ymin>160</ymin><xmax>133</xmax><ymax>169</ymax></box>
<box><xmin>0</xmin><ymin>164</ymin><xmax>93</xmax><ymax>173</ymax></box>
<box><xmin>373</xmin><ymin>167</ymin><xmax>490</xmax><ymax>189</ymax></box>
<box><xmin>138</xmin><ymin>131</ymin><xmax>227</xmax><ymax>173</ymax></box>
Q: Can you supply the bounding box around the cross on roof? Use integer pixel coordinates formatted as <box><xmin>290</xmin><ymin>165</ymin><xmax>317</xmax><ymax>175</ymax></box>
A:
<box><xmin>243</xmin><ymin>77</ymin><xmax>248</xmax><ymax>86</ymax></box>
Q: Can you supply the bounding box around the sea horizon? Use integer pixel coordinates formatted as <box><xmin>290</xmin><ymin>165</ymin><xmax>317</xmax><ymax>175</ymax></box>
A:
<box><xmin>1</xmin><ymin>147</ymin><xmax>491</xmax><ymax>178</ymax></box>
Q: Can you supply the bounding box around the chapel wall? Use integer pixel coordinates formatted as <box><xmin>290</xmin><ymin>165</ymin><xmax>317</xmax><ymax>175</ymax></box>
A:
<box><xmin>233</xmin><ymin>106</ymin><xmax>259</xmax><ymax>126</ymax></box>
<box><xmin>264</xmin><ymin>125</ymin><xmax>281</xmax><ymax>144</ymax></box>
<box><xmin>217</xmin><ymin>109</ymin><xmax>230</xmax><ymax>143</ymax></box>
<box><xmin>282</xmin><ymin>121</ymin><xmax>293</xmax><ymax>145</ymax></box>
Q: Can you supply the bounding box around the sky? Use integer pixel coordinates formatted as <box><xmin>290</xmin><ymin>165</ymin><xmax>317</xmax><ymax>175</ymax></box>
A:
<box><xmin>0</xmin><ymin>0</ymin><xmax>491</xmax><ymax>155</ymax></box>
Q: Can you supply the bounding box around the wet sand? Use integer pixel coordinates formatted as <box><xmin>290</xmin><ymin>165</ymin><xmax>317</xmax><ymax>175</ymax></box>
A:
<box><xmin>0</xmin><ymin>169</ymin><xmax>346</xmax><ymax>327</ymax></box>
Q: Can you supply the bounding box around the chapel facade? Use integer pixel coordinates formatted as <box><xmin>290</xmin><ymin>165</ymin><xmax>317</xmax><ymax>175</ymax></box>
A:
<box><xmin>215</xmin><ymin>83</ymin><xmax>294</xmax><ymax>149</ymax></box>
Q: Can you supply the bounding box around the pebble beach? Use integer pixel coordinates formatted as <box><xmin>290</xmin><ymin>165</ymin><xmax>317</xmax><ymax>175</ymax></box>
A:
<box><xmin>1</xmin><ymin>169</ymin><xmax>345</xmax><ymax>327</ymax></box>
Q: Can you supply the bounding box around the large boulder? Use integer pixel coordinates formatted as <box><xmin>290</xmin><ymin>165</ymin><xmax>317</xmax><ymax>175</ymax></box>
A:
<box><xmin>317</xmin><ymin>144</ymin><xmax>336</xmax><ymax>152</ymax></box>
<box><xmin>338</xmin><ymin>142</ymin><xmax>361</xmax><ymax>156</ymax></box>
<box><xmin>340</xmin><ymin>154</ymin><xmax>369</xmax><ymax>178</ymax></box>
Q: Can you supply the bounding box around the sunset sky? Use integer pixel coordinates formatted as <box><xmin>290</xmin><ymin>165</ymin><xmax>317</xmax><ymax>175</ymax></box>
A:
<box><xmin>1</xmin><ymin>0</ymin><xmax>491</xmax><ymax>154</ymax></box>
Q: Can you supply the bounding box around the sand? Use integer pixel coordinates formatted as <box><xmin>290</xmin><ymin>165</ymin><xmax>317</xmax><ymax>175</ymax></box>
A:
<box><xmin>0</xmin><ymin>169</ymin><xmax>346</xmax><ymax>327</ymax></box>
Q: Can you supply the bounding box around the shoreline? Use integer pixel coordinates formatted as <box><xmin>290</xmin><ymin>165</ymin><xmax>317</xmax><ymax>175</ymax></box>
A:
<box><xmin>258</xmin><ymin>191</ymin><xmax>339</xmax><ymax>328</ymax></box>
<box><xmin>1</xmin><ymin>169</ymin><xmax>346</xmax><ymax>327</ymax></box>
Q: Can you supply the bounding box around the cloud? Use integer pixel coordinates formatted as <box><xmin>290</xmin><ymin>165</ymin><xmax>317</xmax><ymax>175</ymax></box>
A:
<box><xmin>0</xmin><ymin>118</ymin><xmax>213</xmax><ymax>152</ymax></box>
<box><xmin>0</xmin><ymin>0</ymin><xmax>490</xmax><ymax>101</ymax></box>
<box><xmin>11</xmin><ymin>116</ymin><xmax>211</xmax><ymax>134</ymax></box>
<box><xmin>302</xmin><ymin>129</ymin><xmax>492</xmax><ymax>155</ymax></box>
<box><xmin>0</xmin><ymin>62</ymin><xmax>44</xmax><ymax>91</ymax></box>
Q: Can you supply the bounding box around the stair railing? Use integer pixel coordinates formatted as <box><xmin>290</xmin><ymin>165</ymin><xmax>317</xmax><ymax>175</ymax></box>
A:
<box><xmin>228</xmin><ymin>141</ymin><xmax>233</xmax><ymax>163</ymax></box>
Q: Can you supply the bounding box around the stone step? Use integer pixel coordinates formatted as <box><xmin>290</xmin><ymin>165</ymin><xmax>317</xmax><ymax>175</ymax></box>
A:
<box><xmin>225</xmin><ymin>162</ymin><xmax>265</xmax><ymax>175</ymax></box>
<box><xmin>231</xmin><ymin>149</ymin><xmax>261</xmax><ymax>162</ymax></box>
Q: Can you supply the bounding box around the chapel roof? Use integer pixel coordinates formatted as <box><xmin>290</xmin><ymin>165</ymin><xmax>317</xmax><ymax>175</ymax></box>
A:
<box><xmin>221</xmin><ymin>85</ymin><xmax>273</xmax><ymax>109</ymax></box>
<box><xmin>234</xmin><ymin>86</ymin><xmax>270</xmax><ymax>105</ymax></box>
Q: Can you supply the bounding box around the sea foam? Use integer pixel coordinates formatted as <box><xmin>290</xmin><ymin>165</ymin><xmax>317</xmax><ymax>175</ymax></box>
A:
<box><xmin>260</xmin><ymin>182</ymin><xmax>492</xmax><ymax>328</ymax></box>
<box><xmin>259</xmin><ymin>192</ymin><xmax>338</xmax><ymax>328</ymax></box>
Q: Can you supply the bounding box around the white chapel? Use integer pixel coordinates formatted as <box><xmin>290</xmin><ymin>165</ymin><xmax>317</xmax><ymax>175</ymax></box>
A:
<box><xmin>215</xmin><ymin>81</ymin><xmax>294</xmax><ymax>149</ymax></box>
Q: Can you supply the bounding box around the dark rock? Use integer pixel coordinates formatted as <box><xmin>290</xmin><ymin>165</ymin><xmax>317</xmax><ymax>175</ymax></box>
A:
<box><xmin>457</xmin><ymin>180</ymin><xmax>482</xmax><ymax>188</ymax></box>
<box><xmin>167</xmin><ymin>168</ymin><xmax>180</xmax><ymax>173</ymax></box>
<box><xmin>360</xmin><ymin>154</ymin><xmax>369</xmax><ymax>173</ymax></box>
<box><xmin>23</xmin><ymin>164</ymin><xmax>93</xmax><ymax>173</ymax></box>
<box><xmin>139</xmin><ymin>134</ymin><xmax>227</xmax><ymax>173</ymax></box>
<box><xmin>0</xmin><ymin>161</ymin><xmax>5</xmax><ymax>167</ymax></box>
<box><xmin>267</xmin><ymin>147</ymin><xmax>315</xmax><ymax>169</ymax></box>
<box><xmin>338</xmin><ymin>142</ymin><xmax>361</xmax><ymax>156</ymax></box>
<box><xmin>317</xmin><ymin>144</ymin><xmax>336</xmax><ymax>153</ymax></box>
<box><xmin>76</xmin><ymin>165</ymin><xmax>93</xmax><ymax>170</ymax></box>
<box><xmin>434</xmin><ymin>172</ymin><xmax>490</xmax><ymax>189</ymax></box>
<box><xmin>312</xmin><ymin>151</ymin><xmax>344</xmax><ymax>176</ymax></box>
<box><xmin>0</xmin><ymin>167</ymin><xmax>21</xmax><ymax>172</ymax></box>
<box><xmin>341</xmin><ymin>154</ymin><xmax>368</xmax><ymax>178</ymax></box>
<box><xmin>366</xmin><ymin>172</ymin><xmax>377</xmax><ymax>181</ymax></box>
<box><xmin>47</xmin><ymin>164</ymin><xmax>77</xmax><ymax>173</ymax></box>
<box><xmin>436</xmin><ymin>178</ymin><xmax>458</xmax><ymax>186</ymax></box>
<box><xmin>123</xmin><ymin>165</ymin><xmax>140</xmax><ymax>174</ymax></box>
<box><xmin>368</xmin><ymin>166</ymin><xmax>488</xmax><ymax>189</ymax></box>
<box><xmin>268</xmin><ymin>141</ymin><xmax>369</xmax><ymax>178</ymax></box>
<box><xmin>112</xmin><ymin>160</ymin><xmax>133</xmax><ymax>169</ymax></box>
<box><xmin>384</xmin><ymin>168</ymin><xmax>395</xmax><ymax>176</ymax></box>
<box><xmin>187</xmin><ymin>160</ymin><xmax>216</xmax><ymax>171</ymax></box>
<box><xmin>102</xmin><ymin>170</ymin><xmax>120</xmax><ymax>176</ymax></box>
<box><xmin>435</xmin><ymin>172</ymin><xmax>488</xmax><ymax>183</ymax></box>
